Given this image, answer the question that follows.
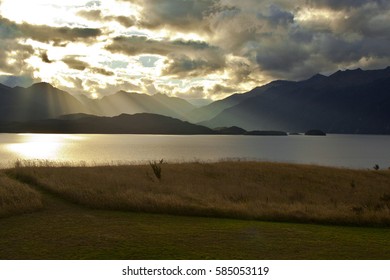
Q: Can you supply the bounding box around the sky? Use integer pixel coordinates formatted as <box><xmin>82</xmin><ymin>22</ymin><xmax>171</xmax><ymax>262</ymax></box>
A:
<box><xmin>0</xmin><ymin>0</ymin><xmax>390</xmax><ymax>100</ymax></box>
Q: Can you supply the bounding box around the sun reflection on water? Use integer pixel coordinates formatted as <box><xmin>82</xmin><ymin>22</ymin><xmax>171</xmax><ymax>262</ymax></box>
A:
<box><xmin>6</xmin><ymin>134</ymin><xmax>82</xmax><ymax>160</ymax></box>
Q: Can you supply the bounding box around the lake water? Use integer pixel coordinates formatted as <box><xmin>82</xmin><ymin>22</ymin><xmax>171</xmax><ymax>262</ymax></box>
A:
<box><xmin>0</xmin><ymin>133</ymin><xmax>389</xmax><ymax>169</ymax></box>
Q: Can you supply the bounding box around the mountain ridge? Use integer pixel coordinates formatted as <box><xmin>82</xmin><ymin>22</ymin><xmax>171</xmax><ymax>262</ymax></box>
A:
<box><xmin>200</xmin><ymin>66</ymin><xmax>390</xmax><ymax>134</ymax></box>
<box><xmin>0</xmin><ymin>82</ymin><xmax>196</xmax><ymax>122</ymax></box>
<box><xmin>1</xmin><ymin>66</ymin><xmax>390</xmax><ymax>134</ymax></box>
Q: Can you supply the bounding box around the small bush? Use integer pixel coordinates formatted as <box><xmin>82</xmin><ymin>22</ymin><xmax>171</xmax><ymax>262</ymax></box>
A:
<box><xmin>149</xmin><ymin>159</ymin><xmax>164</xmax><ymax>181</ymax></box>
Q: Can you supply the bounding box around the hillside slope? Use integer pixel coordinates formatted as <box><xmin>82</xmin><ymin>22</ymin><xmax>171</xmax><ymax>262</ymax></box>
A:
<box><xmin>201</xmin><ymin>67</ymin><xmax>390</xmax><ymax>134</ymax></box>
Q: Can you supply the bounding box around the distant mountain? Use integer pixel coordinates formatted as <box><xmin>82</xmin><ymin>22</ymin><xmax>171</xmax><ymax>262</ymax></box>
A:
<box><xmin>0</xmin><ymin>82</ymin><xmax>88</xmax><ymax>121</ymax></box>
<box><xmin>0</xmin><ymin>113</ymin><xmax>215</xmax><ymax>134</ymax></box>
<box><xmin>85</xmin><ymin>91</ymin><xmax>195</xmax><ymax>120</ymax></box>
<box><xmin>186</xmin><ymin>80</ymin><xmax>290</xmax><ymax>123</ymax></box>
<box><xmin>200</xmin><ymin>67</ymin><xmax>390</xmax><ymax>134</ymax></box>
<box><xmin>0</xmin><ymin>83</ymin><xmax>196</xmax><ymax>122</ymax></box>
<box><xmin>186</xmin><ymin>98</ymin><xmax>213</xmax><ymax>107</ymax></box>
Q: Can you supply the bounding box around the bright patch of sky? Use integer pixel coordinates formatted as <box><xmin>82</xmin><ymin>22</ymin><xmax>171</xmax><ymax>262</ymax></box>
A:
<box><xmin>139</xmin><ymin>56</ymin><xmax>161</xmax><ymax>67</ymax></box>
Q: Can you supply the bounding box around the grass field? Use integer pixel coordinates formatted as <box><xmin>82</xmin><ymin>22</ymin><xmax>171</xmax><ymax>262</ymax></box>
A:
<box><xmin>0</xmin><ymin>173</ymin><xmax>42</xmax><ymax>217</ymax></box>
<box><xmin>6</xmin><ymin>161</ymin><xmax>390</xmax><ymax>226</ymax></box>
<box><xmin>1</xmin><ymin>161</ymin><xmax>390</xmax><ymax>259</ymax></box>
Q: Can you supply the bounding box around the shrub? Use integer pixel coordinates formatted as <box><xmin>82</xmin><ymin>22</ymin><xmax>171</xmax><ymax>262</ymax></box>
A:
<box><xmin>149</xmin><ymin>159</ymin><xmax>164</xmax><ymax>181</ymax></box>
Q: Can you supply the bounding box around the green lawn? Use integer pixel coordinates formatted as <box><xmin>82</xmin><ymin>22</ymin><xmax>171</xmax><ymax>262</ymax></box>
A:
<box><xmin>0</xmin><ymin>181</ymin><xmax>389</xmax><ymax>259</ymax></box>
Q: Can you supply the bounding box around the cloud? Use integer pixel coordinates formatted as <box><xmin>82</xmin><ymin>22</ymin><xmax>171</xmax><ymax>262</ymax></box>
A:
<box><xmin>205</xmin><ymin>1</ymin><xmax>390</xmax><ymax>80</ymax></box>
<box><xmin>62</xmin><ymin>56</ymin><xmax>89</xmax><ymax>71</ymax></box>
<box><xmin>256</xmin><ymin>41</ymin><xmax>310</xmax><ymax>72</ymax></box>
<box><xmin>0</xmin><ymin>37</ymin><xmax>34</xmax><ymax>75</ymax></box>
<box><xmin>0</xmin><ymin>16</ymin><xmax>102</xmax><ymax>45</ymax></box>
<box><xmin>90</xmin><ymin>67</ymin><xmax>114</xmax><ymax>76</ymax></box>
<box><xmin>20</xmin><ymin>24</ymin><xmax>102</xmax><ymax>45</ymax></box>
<box><xmin>258</xmin><ymin>4</ymin><xmax>294</xmax><ymax>27</ymax></box>
<box><xmin>310</xmin><ymin>0</ymin><xmax>388</xmax><ymax>10</ymax></box>
<box><xmin>114</xmin><ymin>16</ymin><xmax>136</xmax><ymax>28</ymax></box>
<box><xmin>106</xmin><ymin>36</ymin><xmax>216</xmax><ymax>56</ymax></box>
<box><xmin>77</xmin><ymin>9</ymin><xmax>102</xmax><ymax>21</ymax></box>
<box><xmin>210</xmin><ymin>84</ymin><xmax>237</xmax><ymax>95</ymax></box>
<box><xmin>89</xmin><ymin>79</ymin><xmax>142</xmax><ymax>97</ymax></box>
<box><xmin>174</xmin><ymin>85</ymin><xmax>206</xmax><ymax>100</ymax></box>
<box><xmin>40</xmin><ymin>51</ymin><xmax>53</xmax><ymax>63</ymax></box>
<box><xmin>106</xmin><ymin>35</ymin><xmax>225</xmax><ymax>77</ymax></box>
<box><xmin>162</xmin><ymin>55</ymin><xmax>225</xmax><ymax>77</ymax></box>
<box><xmin>120</xmin><ymin>0</ymin><xmax>220</xmax><ymax>33</ymax></box>
<box><xmin>77</xmin><ymin>9</ymin><xmax>135</xmax><ymax>27</ymax></box>
<box><xmin>62</xmin><ymin>56</ymin><xmax>114</xmax><ymax>76</ymax></box>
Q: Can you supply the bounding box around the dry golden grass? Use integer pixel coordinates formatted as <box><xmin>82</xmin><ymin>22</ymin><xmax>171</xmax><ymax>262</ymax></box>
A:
<box><xmin>7</xmin><ymin>161</ymin><xmax>390</xmax><ymax>225</ymax></box>
<box><xmin>0</xmin><ymin>172</ymin><xmax>43</xmax><ymax>217</ymax></box>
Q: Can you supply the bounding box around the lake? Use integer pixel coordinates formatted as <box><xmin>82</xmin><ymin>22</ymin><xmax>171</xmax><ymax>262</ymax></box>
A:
<box><xmin>0</xmin><ymin>133</ymin><xmax>389</xmax><ymax>169</ymax></box>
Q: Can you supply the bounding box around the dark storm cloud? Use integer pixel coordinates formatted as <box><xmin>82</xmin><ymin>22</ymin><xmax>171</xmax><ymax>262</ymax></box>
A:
<box><xmin>309</xmin><ymin>0</ymin><xmax>388</xmax><ymax>10</ymax></box>
<box><xmin>77</xmin><ymin>9</ymin><xmax>102</xmax><ymax>21</ymax></box>
<box><xmin>40</xmin><ymin>51</ymin><xmax>52</xmax><ymax>63</ymax></box>
<box><xmin>314</xmin><ymin>34</ymin><xmax>363</xmax><ymax>63</ymax></box>
<box><xmin>337</xmin><ymin>4</ymin><xmax>390</xmax><ymax>39</ymax></box>
<box><xmin>0</xmin><ymin>15</ymin><xmax>37</xmax><ymax>81</ymax></box>
<box><xmin>115</xmin><ymin>16</ymin><xmax>136</xmax><ymax>28</ymax></box>
<box><xmin>162</xmin><ymin>54</ymin><xmax>224</xmax><ymax>77</ymax></box>
<box><xmin>77</xmin><ymin>9</ymin><xmax>136</xmax><ymax>28</ymax></box>
<box><xmin>106</xmin><ymin>36</ymin><xmax>218</xmax><ymax>56</ymax></box>
<box><xmin>0</xmin><ymin>16</ymin><xmax>102</xmax><ymax>45</ymax></box>
<box><xmin>90</xmin><ymin>67</ymin><xmax>114</xmax><ymax>76</ymax></box>
<box><xmin>255</xmin><ymin>41</ymin><xmax>310</xmax><ymax>72</ymax></box>
<box><xmin>211</xmin><ymin>84</ymin><xmax>237</xmax><ymax>95</ymax></box>
<box><xmin>0</xmin><ymin>38</ymin><xmax>34</xmax><ymax>74</ymax></box>
<box><xmin>107</xmin><ymin>36</ymin><xmax>164</xmax><ymax>56</ymax></box>
<box><xmin>62</xmin><ymin>56</ymin><xmax>90</xmax><ymax>71</ymax></box>
<box><xmin>120</xmin><ymin>0</ymin><xmax>222</xmax><ymax>33</ymax></box>
<box><xmin>0</xmin><ymin>16</ymin><xmax>22</xmax><ymax>38</ymax></box>
<box><xmin>292</xmin><ymin>1</ymin><xmax>390</xmax><ymax>75</ymax></box>
<box><xmin>20</xmin><ymin>24</ymin><xmax>102</xmax><ymax>45</ymax></box>
<box><xmin>62</xmin><ymin>56</ymin><xmax>114</xmax><ymax>76</ymax></box>
<box><xmin>257</xmin><ymin>4</ymin><xmax>294</xmax><ymax>27</ymax></box>
<box><xmin>209</xmin><ymin>0</ymin><xmax>390</xmax><ymax>80</ymax></box>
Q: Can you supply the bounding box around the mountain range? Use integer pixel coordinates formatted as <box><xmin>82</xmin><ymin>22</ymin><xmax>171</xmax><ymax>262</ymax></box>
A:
<box><xmin>0</xmin><ymin>82</ymin><xmax>86</xmax><ymax>122</ymax></box>
<box><xmin>0</xmin><ymin>66</ymin><xmax>389</xmax><ymax>134</ymax></box>
<box><xmin>198</xmin><ymin>67</ymin><xmax>390</xmax><ymax>134</ymax></box>
<box><xmin>0</xmin><ymin>82</ymin><xmax>196</xmax><ymax>122</ymax></box>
